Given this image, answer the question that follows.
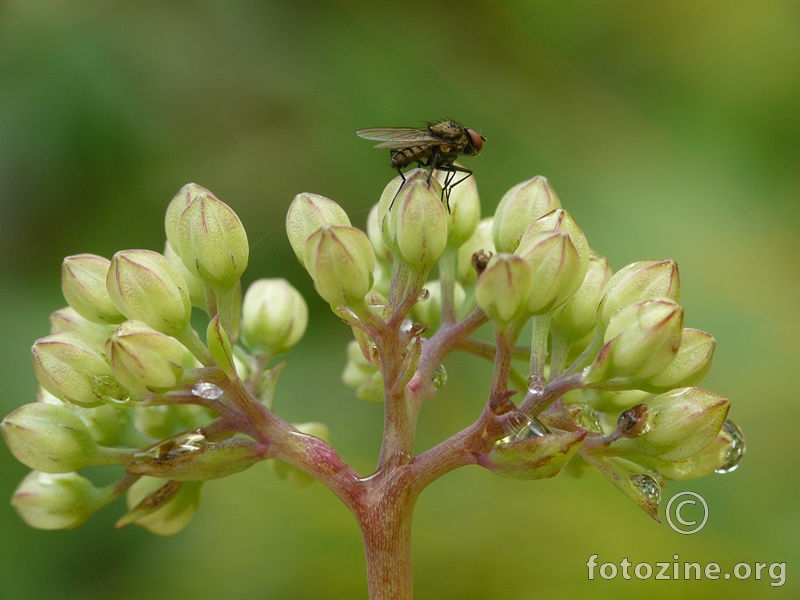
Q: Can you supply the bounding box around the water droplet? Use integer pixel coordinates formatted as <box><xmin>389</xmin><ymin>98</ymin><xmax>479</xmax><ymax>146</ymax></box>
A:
<box><xmin>630</xmin><ymin>473</ymin><xmax>661</xmax><ymax>505</ymax></box>
<box><xmin>715</xmin><ymin>419</ymin><xmax>746</xmax><ymax>474</ymax></box>
<box><xmin>135</xmin><ymin>430</ymin><xmax>208</xmax><ymax>461</ymax></box>
<box><xmin>431</xmin><ymin>364</ymin><xmax>447</xmax><ymax>389</ymax></box>
<box><xmin>497</xmin><ymin>414</ymin><xmax>550</xmax><ymax>445</ymax></box>
<box><xmin>192</xmin><ymin>382</ymin><xmax>223</xmax><ymax>400</ymax></box>
<box><xmin>565</xmin><ymin>404</ymin><xmax>603</xmax><ymax>434</ymax></box>
<box><xmin>527</xmin><ymin>374</ymin><xmax>545</xmax><ymax>396</ymax></box>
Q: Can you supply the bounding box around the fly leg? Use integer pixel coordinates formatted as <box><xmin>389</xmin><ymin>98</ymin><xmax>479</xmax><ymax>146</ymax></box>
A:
<box><xmin>436</xmin><ymin>164</ymin><xmax>473</xmax><ymax>212</ymax></box>
<box><xmin>389</xmin><ymin>169</ymin><xmax>407</xmax><ymax>210</ymax></box>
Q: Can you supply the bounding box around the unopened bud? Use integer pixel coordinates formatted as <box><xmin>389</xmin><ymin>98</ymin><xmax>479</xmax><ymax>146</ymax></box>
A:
<box><xmin>241</xmin><ymin>278</ymin><xmax>308</xmax><ymax>355</ymax></box>
<box><xmin>457</xmin><ymin>217</ymin><xmax>495</xmax><ymax>286</ymax></box>
<box><xmin>61</xmin><ymin>254</ymin><xmax>125</xmax><ymax>324</ymax></box>
<box><xmin>118</xmin><ymin>477</ymin><xmax>202</xmax><ymax>535</ymax></box>
<box><xmin>643</xmin><ymin>328</ymin><xmax>716</xmax><ymax>392</ymax></box>
<box><xmin>515</xmin><ymin>230</ymin><xmax>582</xmax><ymax>314</ymax></box>
<box><xmin>165</xmin><ymin>184</ymin><xmax>249</xmax><ymax>288</ymax></box>
<box><xmin>433</xmin><ymin>169</ymin><xmax>480</xmax><ymax>247</ymax></box>
<box><xmin>2</xmin><ymin>403</ymin><xmax>127</xmax><ymax>473</ymax></box>
<box><xmin>551</xmin><ymin>254</ymin><xmax>613</xmax><ymax>344</ymax></box>
<box><xmin>477</xmin><ymin>428</ymin><xmax>586</xmax><ymax>480</ymax></box>
<box><xmin>107</xmin><ymin>250</ymin><xmax>192</xmax><ymax>336</ymax></box>
<box><xmin>304</xmin><ymin>225</ymin><xmax>375</xmax><ymax>307</ymax></box>
<box><xmin>493</xmin><ymin>176</ymin><xmax>561</xmax><ymax>253</ymax></box>
<box><xmin>106</xmin><ymin>320</ymin><xmax>187</xmax><ymax>395</ymax></box>
<box><xmin>598</xmin><ymin>260</ymin><xmax>680</xmax><ymax>326</ymax></box>
<box><xmin>474</xmin><ymin>253</ymin><xmax>532</xmax><ymax>326</ymax></box>
<box><xmin>12</xmin><ymin>471</ymin><xmax>104</xmax><ymax>530</ymax></box>
<box><xmin>585</xmin><ymin>298</ymin><xmax>684</xmax><ymax>383</ymax></box>
<box><xmin>286</xmin><ymin>193</ymin><xmax>351</xmax><ymax>268</ymax></box>
<box><xmin>32</xmin><ymin>332</ymin><xmax>127</xmax><ymax>407</ymax></box>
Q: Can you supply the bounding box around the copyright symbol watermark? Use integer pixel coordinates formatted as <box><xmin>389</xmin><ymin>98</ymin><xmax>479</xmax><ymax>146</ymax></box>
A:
<box><xmin>666</xmin><ymin>491</ymin><xmax>708</xmax><ymax>534</ymax></box>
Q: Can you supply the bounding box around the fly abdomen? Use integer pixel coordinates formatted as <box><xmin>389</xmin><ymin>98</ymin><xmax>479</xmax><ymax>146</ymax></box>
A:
<box><xmin>391</xmin><ymin>146</ymin><xmax>428</xmax><ymax>170</ymax></box>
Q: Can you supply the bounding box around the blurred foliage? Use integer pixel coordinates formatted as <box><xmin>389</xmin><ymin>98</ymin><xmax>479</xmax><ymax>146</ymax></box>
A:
<box><xmin>1</xmin><ymin>1</ymin><xmax>798</xmax><ymax>598</ymax></box>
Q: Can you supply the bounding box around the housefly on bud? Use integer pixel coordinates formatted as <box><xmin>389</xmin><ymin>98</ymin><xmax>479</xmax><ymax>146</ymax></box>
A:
<box><xmin>356</xmin><ymin>120</ymin><xmax>485</xmax><ymax>209</ymax></box>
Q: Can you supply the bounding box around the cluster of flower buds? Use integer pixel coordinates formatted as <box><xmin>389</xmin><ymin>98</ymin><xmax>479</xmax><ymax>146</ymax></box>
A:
<box><xmin>2</xmin><ymin>171</ymin><xmax>744</xmax><ymax>535</ymax></box>
<box><xmin>2</xmin><ymin>184</ymin><xmax>309</xmax><ymax>533</ymax></box>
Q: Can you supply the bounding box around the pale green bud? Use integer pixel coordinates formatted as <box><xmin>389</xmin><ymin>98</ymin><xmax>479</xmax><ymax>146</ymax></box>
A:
<box><xmin>585</xmin><ymin>298</ymin><xmax>684</xmax><ymax>383</ymax></box>
<box><xmin>607</xmin><ymin>387</ymin><xmax>729</xmax><ymax>461</ymax></box>
<box><xmin>493</xmin><ymin>176</ymin><xmax>561</xmax><ymax>253</ymax></box>
<box><xmin>474</xmin><ymin>253</ymin><xmax>532</xmax><ymax>326</ymax></box>
<box><xmin>106</xmin><ymin>320</ymin><xmax>186</xmax><ymax>395</ymax></box>
<box><xmin>32</xmin><ymin>332</ymin><xmax>128</xmax><ymax>407</ymax></box>
<box><xmin>457</xmin><ymin>217</ymin><xmax>495</xmax><ymax>286</ymax></box>
<box><xmin>598</xmin><ymin>260</ymin><xmax>680</xmax><ymax>326</ymax></box>
<box><xmin>643</xmin><ymin>328</ymin><xmax>716</xmax><ymax>392</ymax></box>
<box><xmin>519</xmin><ymin>209</ymin><xmax>590</xmax><ymax>277</ymax></box>
<box><xmin>164</xmin><ymin>241</ymin><xmax>206</xmax><ymax>308</ymax></box>
<box><xmin>241</xmin><ymin>278</ymin><xmax>308</xmax><ymax>355</ymax></box>
<box><xmin>342</xmin><ymin>340</ymin><xmax>384</xmax><ymax>403</ymax></box>
<box><xmin>304</xmin><ymin>225</ymin><xmax>375</xmax><ymax>307</ymax></box>
<box><xmin>477</xmin><ymin>428</ymin><xmax>586</xmax><ymax>480</ymax></box>
<box><xmin>515</xmin><ymin>230</ymin><xmax>582</xmax><ymax>314</ymax></box>
<box><xmin>167</xmin><ymin>188</ymin><xmax>249</xmax><ymax>289</ymax></box>
<box><xmin>128</xmin><ymin>431</ymin><xmax>268</xmax><ymax>481</ymax></box>
<box><xmin>412</xmin><ymin>280</ymin><xmax>466</xmax><ymax>330</ymax></box>
<box><xmin>2</xmin><ymin>403</ymin><xmax>127</xmax><ymax>473</ymax></box>
<box><xmin>12</xmin><ymin>471</ymin><xmax>103</xmax><ymax>530</ymax></box>
<box><xmin>551</xmin><ymin>254</ymin><xmax>613</xmax><ymax>344</ymax></box>
<box><xmin>206</xmin><ymin>316</ymin><xmax>236</xmax><ymax>378</ymax></box>
<box><xmin>61</xmin><ymin>254</ymin><xmax>125</xmax><ymax>324</ymax></box>
<box><xmin>271</xmin><ymin>422</ymin><xmax>329</xmax><ymax>486</ymax></box>
<box><xmin>106</xmin><ymin>250</ymin><xmax>192</xmax><ymax>336</ymax></box>
<box><xmin>432</xmin><ymin>169</ymin><xmax>480</xmax><ymax>248</ymax></box>
<box><xmin>286</xmin><ymin>193</ymin><xmax>351</xmax><ymax>268</ymax></box>
<box><xmin>49</xmin><ymin>306</ymin><xmax>117</xmax><ymax>349</ymax></box>
<box><xmin>385</xmin><ymin>177</ymin><xmax>448</xmax><ymax>274</ymax></box>
<box><xmin>366</xmin><ymin>203</ymin><xmax>393</xmax><ymax>264</ymax></box>
<box><xmin>118</xmin><ymin>477</ymin><xmax>202</xmax><ymax>536</ymax></box>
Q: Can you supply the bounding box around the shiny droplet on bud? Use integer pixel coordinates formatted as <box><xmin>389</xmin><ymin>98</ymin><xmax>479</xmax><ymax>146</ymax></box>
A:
<box><xmin>715</xmin><ymin>419</ymin><xmax>745</xmax><ymax>474</ymax></box>
<box><xmin>192</xmin><ymin>383</ymin><xmax>223</xmax><ymax>400</ymax></box>
<box><xmin>630</xmin><ymin>473</ymin><xmax>661</xmax><ymax>506</ymax></box>
<box><xmin>497</xmin><ymin>414</ymin><xmax>550</xmax><ymax>445</ymax></box>
<box><xmin>526</xmin><ymin>374</ymin><xmax>545</xmax><ymax>396</ymax></box>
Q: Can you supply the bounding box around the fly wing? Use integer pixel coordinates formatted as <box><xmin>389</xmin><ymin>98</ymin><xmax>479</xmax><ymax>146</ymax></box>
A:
<box><xmin>356</xmin><ymin>127</ymin><xmax>441</xmax><ymax>149</ymax></box>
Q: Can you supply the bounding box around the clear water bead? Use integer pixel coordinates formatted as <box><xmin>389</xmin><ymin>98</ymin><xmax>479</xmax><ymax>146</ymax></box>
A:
<box><xmin>192</xmin><ymin>382</ymin><xmax>224</xmax><ymax>400</ymax></box>
<box><xmin>630</xmin><ymin>473</ymin><xmax>661</xmax><ymax>506</ymax></box>
<box><xmin>715</xmin><ymin>419</ymin><xmax>746</xmax><ymax>474</ymax></box>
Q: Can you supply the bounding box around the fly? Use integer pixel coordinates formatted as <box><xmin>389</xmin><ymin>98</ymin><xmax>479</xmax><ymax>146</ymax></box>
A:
<box><xmin>356</xmin><ymin>120</ymin><xmax>485</xmax><ymax>209</ymax></box>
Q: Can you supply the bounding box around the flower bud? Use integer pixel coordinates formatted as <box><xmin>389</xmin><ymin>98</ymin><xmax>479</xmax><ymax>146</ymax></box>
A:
<box><xmin>590</xmin><ymin>457</ymin><xmax>662</xmax><ymax>521</ymax></box>
<box><xmin>106</xmin><ymin>320</ymin><xmax>186</xmax><ymax>395</ymax></box>
<box><xmin>551</xmin><ymin>254</ymin><xmax>613</xmax><ymax>344</ymax></box>
<box><xmin>492</xmin><ymin>176</ymin><xmax>561</xmax><ymax>253</ymax></box>
<box><xmin>474</xmin><ymin>253</ymin><xmax>532</xmax><ymax>326</ymax></box>
<box><xmin>49</xmin><ymin>306</ymin><xmax>117</xmax><ymax>349</ymax></box>
<box><xmin>128</xmin><ymin>432</ymin><xmax>268</xmax><ymax>481</ymax></box>
<box><xmin>411</xmin><ymin>280</ymin><xmax>466</xmax><ymax>330</ymax></box>
<box><xmin>477</xmin><ymin>428</ymin><xmax>586</xmax><ymax>480</ymax></box>
<box><xmin>106</xmin><ymin>250</ymin><xmax>192</xmax><ymax>336</ymax></box>
<box><xmin>1</xmin><ymin>403</ymin><xmax>122</xmax><ymax>473</ymax></box>
<box><xmin>456</xmin><ymin>217</ymin><xmax>495</xmax><ymax>286</ymax></box>
<box><xmin>164</xmin><ymin>241</ymin><xmax>206</xmax><ymax>308</ymax></box>
<box><xmin>61</xmin><ymin>254</ymin><xmax>125</xmax><ymax>324</ymax></box>
<box><xmin>165</xmin><ymin>185</ymin><xmax>249</xmax><ymax>289</ymax></box>
<box><xmin>598</xmin><ymin>260</ymin><xmax>680</xmax><ymax>326</ymax></box>
<box><xmin>32</xmin><ymin>332</ymin><xmax>128</xmax><ymax>407</ymax></box>
<box><xmin>384</xmin><ymin>176</ymin><xmax>448</xmax><ymax>274</ymax></box>
<box><xmin>366</xmin><ymin>203</ymin><xmax>393</xmax><ymax>264</ymax></box>
<box><xmin>432</xmin><ymin>169</ymin><xmax>480</xmax><ymax>247</ymax></box>
<box><xmin>118</xmin><ymin>477</ymin><xmax>202</xmax><ymax>535</ymax></box>
<box><xmin>241</xmin><ymin>278</ymin><xmax>308</xmax><ymax>355</ymax></box>
<box><xmin>606</xmin><ymin>387</ymin><xmax>729</xmax><ymax>461</ymax></box>
<box><xmin>515</xmin><ymin>230</ymin><xmax>582</xmax><ymax>314</ymax></box>
<box><xmin>585</xmin><ymin>298</ymin><xmax>684</xmax><ymax>383</ymax></box>
<box><xmin>643</xmin><ymin>328</ymin><xmax>716</xmax><ymax>392</ymax></box>
<box><xmin>12</xmin><ymin>471</ymin><xmax>103</xmax><ymax>530</ymax></box>
<box><xmin>286</xmin><ymin>193</ymin><xmax>351</xmax><ymax>268</ymax></box>
<box><xmin>342</xmin><ymin>340</ymin><xmax>384</xmax><ymax>403</ymax></box>
<box><xmin>304</xmin><ymin>225</ymin><xmax>375</xmax><ymax>307</ymax></box>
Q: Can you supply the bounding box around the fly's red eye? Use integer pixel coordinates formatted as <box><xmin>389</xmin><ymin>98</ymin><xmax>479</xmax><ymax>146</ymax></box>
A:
<box><xmin>466</xmin><ymin>128</ymin><xmax>485</xmax><ymax>152</ymax></box>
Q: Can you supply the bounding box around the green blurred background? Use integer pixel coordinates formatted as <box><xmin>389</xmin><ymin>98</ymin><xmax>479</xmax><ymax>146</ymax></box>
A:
<box><xmin>1</xmin><ymin>2</ymin><xmax>797</xmax><ymax>599</ymax></box>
